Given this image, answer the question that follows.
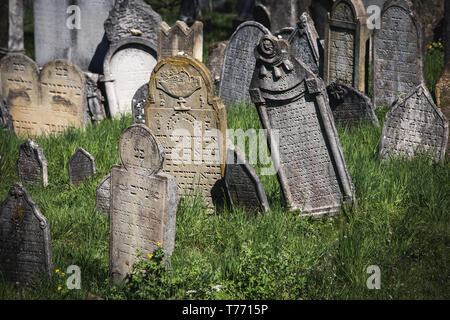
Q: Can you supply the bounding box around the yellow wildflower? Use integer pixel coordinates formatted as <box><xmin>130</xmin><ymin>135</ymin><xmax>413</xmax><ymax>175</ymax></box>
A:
<box><xmin>55</xmin><ymin>269</ymin><xmax>60</xmax><ymax>273</ymax></box>
<box><xmin>61</xmin><ymin>273</ymin><xmax>65</xmax><ymax>276</ymax></box>
<box><xmin>156</xmin><ymin>241</ymin><xmax>162</xmax><ymax>246</ymax></box>
<box><xmin>148</xmin><ymin>253</ymin><xmax>153</xmax><ymax>259</ymax></box>
<box><xmin>57</xmin><ymin>286</ymin><xmax>62</xmax><ymax>291</ymax></box>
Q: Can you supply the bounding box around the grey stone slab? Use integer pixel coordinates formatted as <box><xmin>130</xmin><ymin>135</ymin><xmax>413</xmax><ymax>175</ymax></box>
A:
<box><xmin>205</xmin><ymin>40</ymin><xmax>228</xmax><ymax>95</ymax></box>
<box><xmin>0</xmin><ymin>183</ymin><xmax>52</xmax><ymax>285</ymax></box>
<box><xmin>95</xmin><ymin>173</ymin><xmax>110</xmax><ymax>215</ymax></box>
<box><xmin>373</xmin><ymin>0</ymin><xmax>425</xmax><ymax>108</ymax></box>
<box><xmin>158</xmin><ymin>21</ymin><xmax>203</xmax><ymax>62</ymax></box>
<box><xmin>219</xmin><ymin>21</ymin><xmax>271</xmax><ymax>107</ymax></box>
<box><xmin>0</xmin><ymin>94</ymin><xmax>14</xmax><ymax>132</ymax></box>
<box><xmin>131</xmin><ymin>83</ymin><xmax>148</xmax><ymax>124</ymax></box>
<box><xmin>327</xmin><ymin>80</ymin><xmax>379</xmax><ymax>126</ymax></box>
<box><xmin>249</xmin><ymin>34</ymin><xmax>355</xmax><ymax>216</ymax></box>
<box><xmin>379</xmin><ymin>83</ymin><xmax>448</xmax><ymax>163</ymax></box>
<box><xmin>17</xmin><ymin>139</ymin><xmax>48</xmax><ymax>187</ymax></box>
<box><xmin>85</xmin><ymin>72</ymin><xmax>106</xmax><ymax>123</ymax></box>
<box><xmin>68</xmin><ymin>147</ymin><xmax>96</xmax><ymax>186</ymax></box>
<box><xmin>110</xmin><ymin>124</ymin><xmax>178</xmax><ymax>285</ymax></box>
<box><xmin>0</xmin><ymin>0</ymin><xmax>24</xmax><ymax>60</ymax></box>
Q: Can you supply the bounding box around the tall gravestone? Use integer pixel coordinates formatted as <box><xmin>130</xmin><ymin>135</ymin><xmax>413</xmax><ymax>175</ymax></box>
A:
<box><xmin>17</xmin><ymin>139</ymin><xmax>48</xmax><ymax>187</ymax></box>
<box><xmin>158</xmin><ymin>21</ymin><xmax>203</xmax><ymax>62</ymax></box>
<box><xmin>145</xmin><ymin>55</ymin><xmax>227</xmax><ymax>210</ymax></box>
<box><xmin>68</xmin><ymin>147</ymin><xmax>96</xmax><ymax>186</ymax></box>
<box><xmin>95</xmin><ymin>173</ymin><xmax>110</xmax><ymax>215</ymax></box>
<box><xmin>249</xmin><ymin>35</ymin><xmax>355</xmax><ymax>216</ymax></box>
<box><xmin>110</xmin><ymin>124</ymin><xmax>178</xmax><ymax>285</ymax></box>
<box><xmin>435</xmin><ymin>63</ymin><xmax>450</xmax><ymax>155</ymax></box>
<box><xmin>379</xmin><ymin>84</ymin><xmax>448</xmax><ymax>163</ymax></box>
<box><xmin>324</xmin><ymin>0</ymin><xmax>370</xmax><ymax>93</ymax></box>
<box><xmin>219</xmin><ymin>21</ymin><xmax>271</xmax><ymax>107</ymax></box>
<box><xmin>373</xmin><ymin>0</ymin><xmax>425</xmax><ymax>108</ymax></box>
<box><xmin>0</xmin><ymin>54</ymin><xmax>88</xmax><ymax>136</ymax></box>
<box><xmin>0</xmin><ymin>94</ymin><xmax>14</xmax><ymax>132</ymax></box>
<box><xmin>0</xmin><ymin>0</ymin><xmax>24</xmax><ymax>60</ymax></box>
<box><xmin>205</xmin><ymin>41</ymin><xmax>228</xmax><ymax>95</ymax></box>
<box><xmin>0</xmin><ymin>183</ymin><xmax>52</xmax><ymax>285</ymax></box>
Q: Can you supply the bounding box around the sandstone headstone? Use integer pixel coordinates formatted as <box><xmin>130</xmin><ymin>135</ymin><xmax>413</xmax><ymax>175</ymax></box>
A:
<box><xmin>95</xmin><ymin>173</ymin><xmax>110</xmax><ymax>215</ymax></box>
<box><xmin>0</xmin><ymin>94</ymin><xmax>14</xmax><ymax>132</ymax></box>
<box><xmin>158</xmin><ymin>21</ymin><xmax>203</xmax><ymax>62</ymax></box>
<box><xmin>373</xmin><ymin>0</ymin><xmax>425</xmax><ymax>108</ymax></box>
<box><xmin>327</xmin><ymin>80</ymin><xmax>379</xmax><ymax>126</ymax></box>
<box><xmin>379</xmin><ymin>84</ymin><xmax>448</xmax><ymax>163</ymax></box>
<box><xmin>17</xmin><ymin>139</ymin><xmax>48</xmax><ymax>187</ymax></box>
<box><xmin>68</xmin><ymin>147</ymin><xmax>96</xmax><ymax>186</ymax></box>
<box><xmin>0</xmin><ymin>0</ymin><xmax>24</xmax><ymax>60</ymax></box>
<box><xmin>0</xmin><ymin>183</ymin><xmax>52</xmax><ymax>285</ymax></box>
<box><xmin>435</xmin><ymin>63</ymin><xmax>450</xmax><ymax>155</ymax></box>
<box><xmin>145</xmin><ymin>55</ymin><xmax>227</xmax><ymax>209</ymax></box>
<box><xmin>205</xmin><ymin>40</ymin><xmax>228</xmax><ymax>95</ymax></box>
<box><xmin>249</xmin><ymin>35</ymin><xmax>355</xmax><ymax>216</ymax></box>
<box><xmin>131</xmin><ymin>83</ymin><xmax>148</xmax><ymax>124</ymax></box>
<box><xmin>110</xmin><ymin>124</ymin><xmax>178</xmax><ymax>285</ymax></box>
<box><xmin>0</xmin><ymin>54</ymin><xmax>88</xmax><ymax>136</ymax></box>
<box><xmin>219</xmin><ymin>21</ymin><xmax>271</xmax><ymax>107</ymax></box>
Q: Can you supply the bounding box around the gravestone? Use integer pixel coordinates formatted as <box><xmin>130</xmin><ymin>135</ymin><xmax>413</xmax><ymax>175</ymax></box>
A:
<box><xmin>0</xmin><ymin>94</ymin><xmax>14</xmax><ymax>132</ymax></box>
<box><xmin>254</xmin><ymin>0</ymin><xmax>302</xmax><ymax>33</ymax></box>
<box><xmin>327</xmin><ymin>80</ymin><xmax>379</xmax><ymax>126</ymax></box>
<box><xmin>68</xmin><ymin>147</ymin><xmax>96</xmax><ymax>186</ymax></box>
<box><xmin>379</xmin><ymin>84</ymin><xmax>448</xmax><ymax>163</ymax></box>
<box><xmin>309</xmin><ymin>0</ymin><xmax>334</xmax><ymax>39</ymax></box>
<box><xmin>0</xmin><ymin>183</ymin><xmax>52</xmax><ymax>285</ymax></box>
<box><xmin>373</xmin><ymin>0</ymin><xmax>425</xmax><ymax>108</ymax></box>
<box><xmin>249</xmin><ymin>35</ymin><xmax>355</xmax><ymax>216</ymax></box>
<box><xmin>435</xmin><ymin>63</ymin><xmax>450</xmax><ymax>155</ymax></box>
<box><xmin>17</xmin><ymin>139</ymin><xmax>48</xmax><ymax>187</ymax></box>
<box><xmin>0</xmin><ymin>0</ymin><xmax>24</xmax><ymax>60</ymax></box>
<box><xmin>85</xmin><ymin>72</ymin><xmax>106</xmax><ymax>122</ymax></box>
<box><xmin>275</xmin><ymin>27</ymin><xmax>294</xmax><ymax>40</ymax></box>
<box><xmin>205</xmin><ymin>40</ymin><xmax>228</xmax><ymax>94</ymax></box>
<box><xmin>110</xmin><ymin>124</ymin><xmax>178</xmax><ymax>285</ymax></box>
<box><xmin>0</xmin><ymin>54</ymin><xmax>88</xmax><ymax>136</ymax></box>
<box><xmin>324</xmin><ymin>0</ymin><xmax>370</xmax><ymax>92</ymax></box>
<box><xmin>145</xmin><ymin>55</ymin><xmax>227</xmax><ymax>209</ymax></box>
<box><xmin>131</xmin><ymin>83</ymin><xmax>148</xmax><ymax>124</ymax></box>
<box><xmin>158</xmin><ymin>21</ymin><xmax>203</xmax><ymax>62</ymax></box>
<box><xmin>219</xmin><ymin>21</ymin><xmax>270</xmax><ymax>107</ymax></box>
<box><xmin>95</xmin><ymin>173</ymin><xmax>110</xmax><ymax>215</ymax></box>
<box><xmin>33</xmin><ymin>0</ymin><xmax>115</xmax><ymax>73</ymax></box>
<box><xmin>225</xmin><ymin>141</ymin><xmax>270</xmax><ymax>213</ymax></box>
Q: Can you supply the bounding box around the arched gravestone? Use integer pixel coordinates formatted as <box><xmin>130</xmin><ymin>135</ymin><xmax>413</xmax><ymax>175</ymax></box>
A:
<box><xmin>324</xmin><ymin>0</ymin><xmax>369</xmax><ymax>93</ymax></box>
<box><xmin>110</xmin><ymin>124</ymin><xmax>178</xmax><ymax>285</ymax></box>
<box><xmin>0</xmin><ymin>54</ymin><xmax>87</xmax><ymax>136</ymax></box>
<box><xmin>17</xmin><ymin>139</ymin><xmax>48</xmax><ymax>187</ymax></box>
<box><xmin>249</xmin><ymin>35</ymin><xmax>355</xmax><ymax>216</ymax></box>
<box><xmin>145</xmin><ymin>55</ymin><xmax>227</xmax><ymax>210</ymax></box>
<box><xmin>158</xmin><ymin>21</ymin><xmax>203</xmax><ymax>62</ymax></box>
<box><xmin>68</xmin><ymin>147</ymin><xmax>96</xmax><ymax>186</ymax></box>
<box><xmin>219</xmin><ymin>21</ymin><xmax>271</xmax><ymax>107</ymax></box>
<box><xmin>373</xmin><ymin>0</ymin><xmax>425</xmax><ymax>108</ymax></box>
<box><xmin>379</xmin><ymin>84</ymin><xmax>448</xmax><ymax>163</ymax></box>
<box><xmin>0</xmin><ymin>183</ymin><xmax>52</xmax><ymax>285</ymax></box>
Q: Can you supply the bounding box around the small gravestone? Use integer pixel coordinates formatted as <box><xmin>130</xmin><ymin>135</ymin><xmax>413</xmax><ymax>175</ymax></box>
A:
<box><xmin>0</xmin><ymin>94</ymin><xmax>14</xmax><ymax>132</ymax></box>
<box><xmin>0</xmin><ymin>0</ymin><xmax>24</xmax><ymax>60</ymax></box>
<box><xmin>110</xmin><ymin>124</ymin><xmax>178</xmax><ymax>285</ymax></box>
<box><xmin>205</xmin><ymin>40</ymin><xmax>228</xmax><ymax>94</ymax></box>
<box><xmin>95</xmin><ymin>173</ymin><xmax>110</xmax><ymax>215</ymax></box>
<box><xmin>249</xmin><ymin>35</ymin><xmax>355</xmax><ymax>216</ymax></box>
<box><xmin>225</xmin><ymin>142</ymin><xmax>269</xmax><ymax>213</ymax></box>
<box><xmin>275</xmin><ymin>27</ymin><xmax>294</xmax><ymax>40</ymax></box>
<box><xmin>373</xmin><ymin>0</ymin><xmax>425</xmax><ymax>108</ymax></box>
<box><xmin>145</xmin><ymin>55</ymin><xmax>227</xmax><ymax>210</ymax></box>
<box><xmin>17</xmin><ymin>139</ymin><xmax>48</xmax><ymax>187</ymax></box>
<box><xmin>0</xmin><ymin>183</ymin><xmax>52</xmax><ymax>285</ymax></box>
<box><xmin>68</xmin><ymin>147</ymin><xmax>96</xmax><ymax>185</ymax></box>
<box><xmin>380</xmin><ymin>84</ymin><xmax>448</xmax><ymax>163</ymax></box>
<box><xmin>327</xmin><ymin>80</ymin><xmax>379</xmax><ymax>126</ymax></box>
<box><xmin>219</xmin><ymin>21</ymin><xmax>271</xmax><ymax>107</ymax></box>
<box><xmin>435</xmin><ymin>63</ymin><xmax>450</xmax><ymax>155</ymax></box>
<box><xmin>131</xmin><ymin>83</ymin><xmax>148</xmax><ymax>124</ymax></box>
<box><xmin>158</xmin><ymin>21</ymin><xmax>203</xmax><ymax>62</ymax></box>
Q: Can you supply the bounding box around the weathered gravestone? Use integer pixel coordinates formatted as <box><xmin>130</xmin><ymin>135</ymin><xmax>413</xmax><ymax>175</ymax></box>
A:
<box><xmin>0</xmin><ymin>183</ymin><xmax>52</xmax><ymax>285</ymax></box>
<box><xmin>435</xmin><ymin>63</ymin><xmax>450</xmax><ymax>155</ymax></box>
<box><xmin>85</xmin><ymin>72</ymin><xmax>106</xmax><ymax>122</ymax></box>
<box><xmin>110</xmin><ymin>124</ymin><xmax>178</xmax><ymax>285</ymax></box>
<box><xmin>0</xmin><ymin>94</ymin><xmax>14</xmax><ymax>132</ymax></box>
<box><xmin>327</xmin><ymin>80</ymin><xmax>379</xmax><ymax>126</ymax></box>
<box><xmin>324</xmin><ymin>0</ymin><xmax>370</xmax><ymax>92</ymax></box>
<box><xmin>0</xmin><ymin>54</ymin><xmax>88</xmax><ymax>136</ymax></box>
<box><xmin>95</xmin><ymin>173</ymin><xmax>110</xmax><ymax>215</ymax></box>
<box><xmin>17</xmin><ymin>139</ymin><xmax>48</xmax><ymax>187</ymax></box>
<box><xmin>68</xmin><ymin>147</ymin><xmax>96</xmax><ymax>186</ymax></box>
<box><xmin>131</xmin><ymin>83</ymin><xmax>148</xmax><ymax>124</ymax></box>
<box><xmin>254</xmin><ymin>0</ymin><xmax>302</xmax><ymax>33</ymax></box>
<box><xmin>379</xmin><ymin>84</ymin><xmax>448</xmax><ymax>163</ymax></box>
<box><xmin>249</xmin><ymin>35</ymin><xmax>355</xmax><ymax>216</ymax></box>
<box><xmin>0</xmin><ymin>0</ymin><xmax>24</xmax><ymax>60</ymax></box>
<box><xmin>205</xmin><ymin>40</ymin><xmax>228</xmax><ymax>95</ymax></box>
<box><xmin>145</xmin><ymin>55</ymin><xmax>227</xmax><ymax>209</ymax></box>
<box><xmin>158</xmin><ymin>21</ymin><xmax>203</xmax><ymax>62</ymax></box>
<box><xmin>373</xmin><ymin>0</ymin><xmax>425</xmax><ymax>108</ymax></box>
<box><xmin>219</xmin><ymin>21</ymin><xmax>271</xmax><ymax>107</ymax></box>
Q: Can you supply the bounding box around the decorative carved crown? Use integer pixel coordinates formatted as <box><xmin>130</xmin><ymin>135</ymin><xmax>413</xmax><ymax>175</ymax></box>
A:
<box><xmin>254</xmin><ymin>35</ymin><xmax>294</xmax><ymax>80</ymax></box>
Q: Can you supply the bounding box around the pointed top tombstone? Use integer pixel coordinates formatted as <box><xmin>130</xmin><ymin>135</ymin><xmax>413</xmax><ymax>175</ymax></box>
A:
<box><xmin>68</xmin><ymin>147</ymin><xmax>96</xmax><ymax>186</ymax></box>
<box><xmin>17</xmin><ymin>139</ymin><xmax>48</xmax><ymax>187</ymax></box>
<box><xmin>158</xmin><ymin>21</ymin><xmax>203</xmax><ymax>62</ymax></box>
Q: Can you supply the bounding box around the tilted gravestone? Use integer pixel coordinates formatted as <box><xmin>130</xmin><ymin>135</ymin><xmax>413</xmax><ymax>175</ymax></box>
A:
<box><xmin>17</xmin><ymin>139</ymin><xmax>48</xmax><ymax>187</ymax></box>
<box><xmin>324</xmin><ymin>0</ymin><xmax>370</xmax><ymax>93</ymax></box>
<box><xmin>0</xmin><ymin>54</ymin><xmax>88</xmax><ymax>136</ymax></box>
<box><xmin>145</xmin><ymin>55</ymin><xmax>227</xmax><ymax>210</ymax></box>
<box><xmin>373</xmin><ymin>0</ymin><xmax>425</xmax><ymax>108</ymax></box>
<box><xmin>0</xmin><ymin>183</ymin><xmax>52</xmax><ymax>285</ymax></box>
<box><xmin>327</xmin><ymin>80</ymin><xmax>379</xmax><ymax>126</ymax></box>
<box><xmin>110</xmin><ymin>124</ymin><xmax>178</xmax><ymax>285</ymax></box>
<box><xmin>158</xmin><ymin>21</ymin><xmax>203</xmax><ymax>62</ymax></box>
<box><xmin>249</xmin><ymin>35</ymin><xmax>355</xmax><ymax>216</ymax></box>
<box><xmin>131</xmin><ymin>83</ymin><xmax>148</xmax><ymax>124</ymax></box>
<box><xmin>68</xmin><ymin>147</ymin><xmax>96</xmax><ymax>186</ymax></box>
<box><xmin>0</xmin><ymin>94</ymin><xmax>14</xmax><ymax>132</ymax></box>
<box><xmin>0</xmin><ymin>0</ymin><xmax>24</xmax><ymax>60</ymax></box>
<box><xmin>219</xmin><ymin>21</ymin><xmax>271</xmax><ymax>107</ymax></box>
<box><xmin>379</xmin><ymin>84</ymin><xmax>448</xmax><ymax>163</ymax></box>
<box><xmin>205</xmin><ymin>40</ymin><xmax>228</xmax><ymax>95</ymax></box>
<box><xmin>95</xmin><ymin>173</ymin><xmax>110</xmax><ymax>215</ymax></box>
<box><xmin>435</xmin><ymin>63</ymin><xmax>450</xmax><ymax>155</ymax></box>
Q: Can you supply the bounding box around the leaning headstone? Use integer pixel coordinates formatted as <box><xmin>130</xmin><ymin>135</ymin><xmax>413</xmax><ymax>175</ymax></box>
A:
<box><xmin>17</xmin><ymin>139</ymin><xmax>48</xmax><ymax>187</ymax></box>
<box><xmin>0</xmin><ymin>94</ymin><xmax>14</xmax><ymax>132</ymax></box>
<box><xmin>205</xmin><ymin>40</ymin><xmax>228</xmax><ymax>94</ymax></box>
<box><xmin>131</xmin><ymin>83</ymin><xmax>148</xmax><ymax>124</ymax></box>
<box><xmin>249</xmin><ymin>35</ymin><xmax>355</xmax><ymax>216</ymax></box>
<box><xmin>373</xmin><ymin>0</ymin><xmax>425</xmax><ymax>108</ymax></box>
<box><xmin>0</xmin><ymin>0</ymin><xmax>24</xmax><ymax>60</ymax></box>
<box><xmin>0</xmin><ymin>183</ymin><xmax>52</xmax><ymax>285</ymax></box>
<box><xmin>68</xmin><ymin>147</ymin><xmax>96</xmax><ymax>186</ymax></box>
<box><xmin>145</xmin><ymin>55</ymin><xmax>227</xmax><ymax>209</ymax></box>
<box><xmin>379</xmin><ymin>84</ymin><xmax>448</xmax><ymax>163</ymax></box>
<box><xmin>219</xmin><ymin>21</ymin><xmax>270</xmax><ymax>107</ymax></box>
<box><xmin>435</xmin><ymin>63</ymin><xmax>450</xmax><ymax>155</ymax></box>
<box><xmin>95</xmin><ymin>173</ymin><xmax>110</xmax><ymax>215</ymax></box>
<box><xmin>327</xmin><ymin>80</ymin><xmax>379</xmax><ymax>126</ymax></box>
<box><xmin>110</xmin><ymin>124</ymin><xmax>178</xmax><ymax>285</ymax></box>
<box><xmin>158</xmin><ymin>21</ymin><xmax>203</xmax><ymax>62</ymax></box>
